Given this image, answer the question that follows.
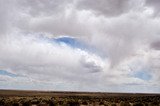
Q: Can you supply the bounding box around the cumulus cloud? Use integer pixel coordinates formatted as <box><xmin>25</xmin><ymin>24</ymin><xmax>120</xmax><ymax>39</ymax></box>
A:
<box><xmin>0</xmin><ymin>0</ymin><xmax>160</xmax><ymax>93</ymax></box>
<box><xmin>0</xmin><ymin>34</ymin><xmax>108</xmax><ymax>90</ymax></box>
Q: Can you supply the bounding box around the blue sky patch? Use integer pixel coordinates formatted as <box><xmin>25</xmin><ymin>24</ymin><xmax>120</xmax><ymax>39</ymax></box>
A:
<box><xmin>39</xmin><ymin>35</ymin><xmax>107</xmax><ymax>58</ymax></box>
<box><xmin>0</xmin><ymin>70</ymin><xmax>18</xmax><ymax>77</ymax></box>
<box><xmin>54</xmin><ymin>36</ymin><xmax>83</xmax><ymax>48</ymax></box>
<box><xmin>133</xmin><ymin>70</ymin><xmax>152</xmax><ymax>81</ymax></box>
<box><xmin>52</xmin><ymin>36</ymin><xmax>106</xmax><ymax>57</ymax></box>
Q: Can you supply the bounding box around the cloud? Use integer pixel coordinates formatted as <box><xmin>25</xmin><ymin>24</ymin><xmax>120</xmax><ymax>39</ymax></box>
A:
<box><xmin>151</xmin><ymin>40</ymin><xmax>160</xmax><ymax>50</ymax></box>
<box><xmin>76</xmin><ymin>0</ymin><xmax>144</xmax><ymax>17</ymax></box>
<box><xmin>145</xmin><ymin>0</ymin><xmax>160</xmax><ymax>16</ymax></box>
<box><xmin>0</xmin><ymin>34</ymin><xmax>108</xmax><ymax>90</ymax></box>
<box><xmin>0</xmin><ymin>0</ymin><xmax>15</xmax><ymax>35</ymax></box>
<box><xmin>0</xmin><ymin>0</ymin><xmax>160</xmax><ymax>93</ymax></box>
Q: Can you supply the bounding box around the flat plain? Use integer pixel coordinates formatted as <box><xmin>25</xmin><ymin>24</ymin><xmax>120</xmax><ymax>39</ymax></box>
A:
<box><xmin>0</xmin><ymin>90</ymin><xmax>160</xmax><ymax>106</ymax></box>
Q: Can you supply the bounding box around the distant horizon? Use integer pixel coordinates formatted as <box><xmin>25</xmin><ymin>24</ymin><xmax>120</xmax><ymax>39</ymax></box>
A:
<box><xmin>0</xmin><ymin>89</ymin><xmax>160</xmax><ymax>94</ymax></box>
<box><xmin>0</xmin><ymin>89</ymin><xmax>160</xmax><ymax>95</ymax></box>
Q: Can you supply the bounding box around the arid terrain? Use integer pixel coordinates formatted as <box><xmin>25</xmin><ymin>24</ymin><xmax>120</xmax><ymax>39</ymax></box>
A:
<box><xmin>0</xmin><ymin>90</ymin><xmax>160</xmax><ymax>106</ymax></box>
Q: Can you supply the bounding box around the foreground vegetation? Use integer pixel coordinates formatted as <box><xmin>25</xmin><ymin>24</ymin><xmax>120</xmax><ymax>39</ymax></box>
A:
<box><xmin>0</xmin><ymin>90</ymin><xmax>159</xmax><ymax>106</ymax></box>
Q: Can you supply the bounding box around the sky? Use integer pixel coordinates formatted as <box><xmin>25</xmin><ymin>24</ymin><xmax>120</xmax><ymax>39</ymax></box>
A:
<box><xmin>0</xmin><ymin>0</ymin><xmax>160</xmax><ymax>93</ymax></box>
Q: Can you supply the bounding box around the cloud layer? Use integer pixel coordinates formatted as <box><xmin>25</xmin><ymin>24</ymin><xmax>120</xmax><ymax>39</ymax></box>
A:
<box><xmin>0</xmin><ymin>0</ymin><xmax>160</xmax><ymax>93</ymax></box>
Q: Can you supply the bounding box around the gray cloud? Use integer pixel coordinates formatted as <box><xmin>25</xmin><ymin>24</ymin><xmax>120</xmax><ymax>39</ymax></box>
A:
<box><xmin>80</xmin><ymin>55</ymin><xmax>103</xmax><ymax>73</ymax></box>
<box><xmin>145</xmin><ymin>0</ymin><xmax>160</xmax><ymax>16</ymax></box>
<box><xmin>151</xmin><ymin>40</ymin><xmax>160</xmax><ymax>50</ymax></box>
<box><xmin>18</xmin><ymin>0</ymin><xmax>72</xmax><ymax>16</ymax></box>
<box><xmin>76</xmin><ymin>0</ymin><xmax>143</xmax><ymax>17</ymax></box>
<box><xmin>0</xmin><ymin>0</ymin><xmax>15</xmax><ymax>35</ymax></box>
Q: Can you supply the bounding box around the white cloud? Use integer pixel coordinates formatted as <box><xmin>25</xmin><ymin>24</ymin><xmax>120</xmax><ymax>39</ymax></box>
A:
<box><xmin>0</xmin><ymin>34</ymin><xmax>109</xmax><ymax>91</ymax></box>
<box><xmin>0</xmin><ymin>0</ymin><xmax>160</xmax><ymax>93</ymax></box>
